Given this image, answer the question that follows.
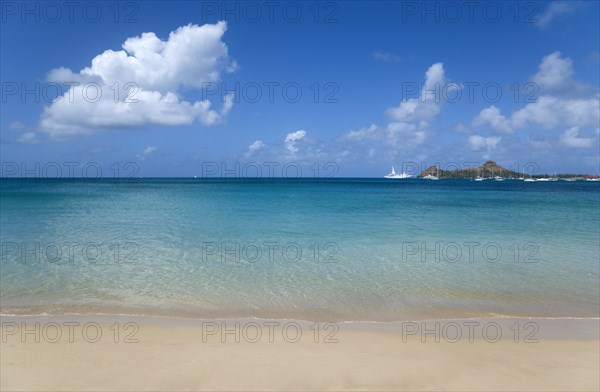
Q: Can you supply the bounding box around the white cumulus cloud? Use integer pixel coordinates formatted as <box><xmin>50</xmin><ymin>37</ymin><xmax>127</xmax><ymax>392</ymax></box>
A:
<box><xmin>339</xmin><ymin>62</ymin><xmax>450</xmax><ymax>160</ymax></box>
<box><xmin>471</xmin><ymin>105</ymin><xmax>513</xmax><ymax>133</ymax></box>
<box><xmin>343</xmin><ymin>124</ymin><xmax>379</xmax><ymax>141</ymax></box>
<box><xmin>468</xmin><ymin>135</ymin><xmax>501</xmax><ymax>151</ymax></box>
<box><xmin>511</xmin><ymin>95</ymin><xmax>599</xmax><ymax>130</ymax></box>
<box><xmin>136</xmin><ymin>146</ymin><xmax>159</xmax><ymax>160</ymax></box>
<box><xmin>284</xmin><ymin>130</ymin><xmax>307</xmax><ymax>155</ymax></box>
<box><xmin>244</xmin><ymin>140</ymin><xmax>266</xmax><ymax>157</ymax></box>
<box><xmin>385</xmin><ymin>63</ymin><xmax>448</xmax><ymax>123</ymax></box>
<box><xmin>471</xmin><ymin>52</ymin><xmax>599</xmax><ymax>137</ymax></box>
<box><xmin>532</xmin><ymin>51</ymin><xmax>573</xmax><ymax>89</ymax></box>
<box><xmin>536</xmin><ymin>1</ymin><xmax>576</xmax><ymax>28</ymax></box>
<box><xmin>40</xmin><ymin>22</ymin><xmax>236</xmax><ymax>138</ymax></box>
<box><xmin>560</xmin><ymin>127</ymin><xmax>594</xmax><ymax>148</ymax></box>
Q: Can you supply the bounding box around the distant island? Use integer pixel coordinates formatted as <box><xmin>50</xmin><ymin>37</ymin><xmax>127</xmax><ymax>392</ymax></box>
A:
<box><xmin>417</xmin><ymin>160</ymin><xmax>599</xmax><ymax>180</ymax></box>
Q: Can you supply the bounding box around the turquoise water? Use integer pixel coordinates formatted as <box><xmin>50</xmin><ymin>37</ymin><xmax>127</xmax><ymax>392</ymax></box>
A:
<box><xmin>1</xmin><ymin>179</ymin><xmax>599</xmax><ymax>321</ymax></box>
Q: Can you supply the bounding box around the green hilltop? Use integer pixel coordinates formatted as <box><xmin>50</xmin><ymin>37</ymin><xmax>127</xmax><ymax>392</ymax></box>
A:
<box><xmin>418</xmin><ymin>160</ymin><xmax>521</xmax><ymax>179</ymax></box>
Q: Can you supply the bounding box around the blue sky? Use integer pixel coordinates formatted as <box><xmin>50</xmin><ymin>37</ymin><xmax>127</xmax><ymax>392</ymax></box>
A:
<box><xmin>1</xmin><ymin>0</ymin><xmax>599</xmax><ymax>177</ymax></box>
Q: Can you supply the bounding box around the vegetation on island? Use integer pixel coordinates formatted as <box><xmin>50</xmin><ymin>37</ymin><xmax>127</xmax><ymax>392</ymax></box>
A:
<box><xmin>417</xmin><ymin>160</ymin><xmax>598</xmax><ymax>179</ymax></box>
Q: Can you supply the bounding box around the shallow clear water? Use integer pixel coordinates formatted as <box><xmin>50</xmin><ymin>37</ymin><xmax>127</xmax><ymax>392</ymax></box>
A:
<box><xmin>1</xmin><ymin>178</ymin><xmax>598</xmax><ymax>321</ymax></box>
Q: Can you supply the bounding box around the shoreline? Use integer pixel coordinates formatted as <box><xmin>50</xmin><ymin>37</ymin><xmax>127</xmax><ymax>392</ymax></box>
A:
<box><xmin>3</xmin><ymin>304</ymin><xmax>599</xmax><ymax>324</ymax></box>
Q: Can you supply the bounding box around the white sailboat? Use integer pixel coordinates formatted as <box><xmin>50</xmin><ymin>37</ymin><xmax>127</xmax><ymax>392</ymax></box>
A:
<box><xmin>422</xmin><ymin>167</ymin><xmax>439</xmax><ymax>180</ymax></box>
<box><xmin>474</xmin><ymin>168</ymin><xmax>485</xmax><ymax>181</ymax></box>
<box><xmin>384</xmin><ymin>166</ymin><xmax>412</xmax><ymax>179</ymax></box>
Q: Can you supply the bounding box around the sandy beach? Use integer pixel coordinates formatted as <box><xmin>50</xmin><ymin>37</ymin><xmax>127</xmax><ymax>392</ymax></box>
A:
<box><xmin>1</xmin><ymin>315</ymin><xmax>598</xmax><ymax>391</ymax></box>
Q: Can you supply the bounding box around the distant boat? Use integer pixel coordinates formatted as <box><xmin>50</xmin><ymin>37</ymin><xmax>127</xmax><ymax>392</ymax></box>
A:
<box><xmin>421</xmin><ymin>166</ymin><xmax>440</xmax><ymax>180</ymax></box>
<box><xmin>494</xmin><ymin>176</ymin><xmax>504</xmax><ymax>181</ymax></box>
<box><xmin>384</xmin><ymin>166</ymin><xmax>412</xmax><ymax>179</ymax></box>
<box><xmin>523</xmin><ymin>171</ymin><xmax>536</xmax><ymax>182</ymax></box>
<box><xmin>423</xmin><ymin>167</ymin><xmax>439</xmax><ymax>180</ymax></box>
<box><xmin>534</xmin><ymin>173</ymin><xmax>550</xmax><ymax>182</ymax></box>
<box><xmin>474</xmin><ymin>168</ymin><xmax>485</xmax><ymax>181</ymax></box>
<box><xmin>586</xmin><ymin>178</ymin><xmax>600</xmax><ymax>182</ymax></box>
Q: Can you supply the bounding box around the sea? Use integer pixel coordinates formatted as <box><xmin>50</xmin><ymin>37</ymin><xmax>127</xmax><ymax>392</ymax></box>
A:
<box><xmin>1</xmin><ymin>178</ymin><xmax>598</xmax><ymax>322</ymax></box>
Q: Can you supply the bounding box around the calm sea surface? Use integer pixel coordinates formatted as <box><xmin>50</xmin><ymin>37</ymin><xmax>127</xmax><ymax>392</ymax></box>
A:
<box><xmin>1</xmin><ymin>178</ymin><xmax>598</xmax><ymax>321</ymax></box>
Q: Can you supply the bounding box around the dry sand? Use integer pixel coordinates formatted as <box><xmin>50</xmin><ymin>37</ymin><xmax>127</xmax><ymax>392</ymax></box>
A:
<box><xmin>1</xmin><ymin>316</ymin><xmax>598</xmax><ymax>391</ymax></box>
